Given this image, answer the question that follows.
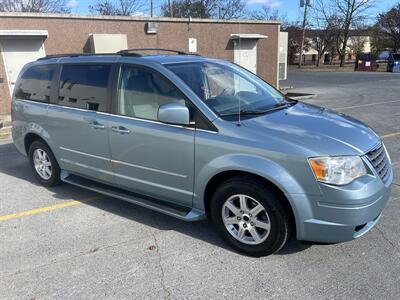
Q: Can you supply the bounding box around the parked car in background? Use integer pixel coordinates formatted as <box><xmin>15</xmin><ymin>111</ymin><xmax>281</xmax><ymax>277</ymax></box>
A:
<box><xmin>387</xmin><ymin>53</ymin><xmax>400</xmax><ymax>73</ymax></box>
<box><xmin>11</xmin><ymin>50</ymin><xmax>393</xmax><ymax>256</ymax></box>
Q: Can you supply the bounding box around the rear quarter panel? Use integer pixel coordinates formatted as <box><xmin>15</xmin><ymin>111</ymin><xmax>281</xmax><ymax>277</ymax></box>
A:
<box><xmin>12</xmin><ymin>99</ymin><xmax>51</xmax><ymax>156</ymax></box>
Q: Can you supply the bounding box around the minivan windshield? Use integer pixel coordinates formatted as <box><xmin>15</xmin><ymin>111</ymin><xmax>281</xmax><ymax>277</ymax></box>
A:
<box><xmin>165</xmin><ymin>61</ymin><xmax>288</xmax><ymax>118</ymax></box>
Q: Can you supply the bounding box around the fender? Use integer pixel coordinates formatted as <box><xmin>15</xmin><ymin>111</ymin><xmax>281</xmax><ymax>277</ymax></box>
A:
<box><xmin>193</xmin><ymin>153</ymin><xmax>315</xmax><ymax>234</ymax></box>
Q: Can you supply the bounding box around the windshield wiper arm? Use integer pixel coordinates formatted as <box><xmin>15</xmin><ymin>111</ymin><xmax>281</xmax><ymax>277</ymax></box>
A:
<box><xmin>220</xmin><ymin>101</ymin><xmax>297</xmax><ymax>117</ymax></box>
<box><xmin>219</xmin><ymin>110</ymin><xmax>269</xmax><ymax>117</ymax></box>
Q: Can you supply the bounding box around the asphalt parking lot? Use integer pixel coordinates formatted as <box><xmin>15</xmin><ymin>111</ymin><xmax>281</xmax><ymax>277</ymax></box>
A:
<box><xmin>1</xmin><ymin>70</ymin><xmax>399</xmax><ymax>299</ymax></box>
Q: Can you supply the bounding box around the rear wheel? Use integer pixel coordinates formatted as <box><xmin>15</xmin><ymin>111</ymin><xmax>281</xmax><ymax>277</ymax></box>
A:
<box><xmin>29</xmin><ymin>140</ymin><xmax>61</xmax><ymax>187</ymax></box>
<box><xmin>210</xmin><ymin>176</ymin><xmax>291</xmax><ymax>257</ymax></box>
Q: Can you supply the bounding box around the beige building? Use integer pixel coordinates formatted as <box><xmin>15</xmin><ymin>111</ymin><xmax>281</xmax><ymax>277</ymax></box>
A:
<box><xmin>0</xmin><ymin>12</ymin><xmax>283</xmax><ymax>115</ymax></box>
<box><xmin>299</xmin><ymin>35</ymin><xmax>372</xmax><ymax>65</ymax></box>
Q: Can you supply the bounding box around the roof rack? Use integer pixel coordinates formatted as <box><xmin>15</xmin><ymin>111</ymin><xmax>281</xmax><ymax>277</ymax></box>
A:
<box><xmin>37</xmin><ymin>52</ymin><xmax>141</xmax><ymax>61</ymax></box>
<box><xmin>37</xmin><ymin>48</ymin><xmax>196</xmax><ymax>61</ymax></box>
<box><xmin>117</xmin><ymin>48</ymin><xmax>190</xmax><ymax>55</ymax></box>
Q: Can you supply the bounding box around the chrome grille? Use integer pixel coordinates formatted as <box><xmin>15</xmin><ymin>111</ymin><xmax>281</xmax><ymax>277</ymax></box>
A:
<box><xmin>366</xmin><ymin>143</ymin><xmax>390</xmax><ymax>182</ymax></box>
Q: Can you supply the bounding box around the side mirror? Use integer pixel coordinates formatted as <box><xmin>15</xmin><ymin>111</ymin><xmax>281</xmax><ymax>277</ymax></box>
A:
<box><xmin>158</xmin><ymin>102</ymin><xmax>190</xmax><ymax>126</ymax></box>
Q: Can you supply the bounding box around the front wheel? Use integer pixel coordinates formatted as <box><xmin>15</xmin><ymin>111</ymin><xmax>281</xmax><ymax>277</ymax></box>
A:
<box><xmin>210</xmin><ymin>176</ymin><xmax>292</xmax><ymax>257</ymax></box>
<box><xmin>29</xmin><ymin>140</ymin><xmax>61</xmax><ymax>187</ymax></box>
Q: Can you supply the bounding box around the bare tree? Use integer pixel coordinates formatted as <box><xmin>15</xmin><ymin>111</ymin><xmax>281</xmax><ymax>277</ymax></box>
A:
<box><xmin>315</xmin><ymin>0</ymin><xmax>374</xmax><ymax>67</ymax></box>
<box><xmin>90</xmin><ymin>0</ymin><xmax>145</xmax><ymax>16</ymax></box>
<box><xmin>286</xmin><ymin>23</ymin><xmax>311</xmax><ymax>64</ymax></box>
<box><xmin>348</xmin><ymin>35</ymin><xmax>367</xmax><ymax>57</ymax></box>
<box><xmin>161</xmin><ymin>0</ymin><xmax>245</xmax><ymax>19</ymax></box>
<box><xmin>375</xmin><ymin>4</ymin><xmax>400</xmax><ymax>52</ymax></box>
<box><xmin>250</xmin><ymin>5</ymin><xmax>287</xmax><ymax>26</ymax></box>
<box><xmin>0</xmin><ymin>0</ymin><xmax>71</xmax><ymax>13</ymax></box>
<box><xmin>218</xmin><ymin>0</ymin><xmax>245</xmax><ymax>19</ymax></box>
<box><xmin>309</xmin><ymin>8</ymin><xmax>338</xmax><ymax>66</ymax></box>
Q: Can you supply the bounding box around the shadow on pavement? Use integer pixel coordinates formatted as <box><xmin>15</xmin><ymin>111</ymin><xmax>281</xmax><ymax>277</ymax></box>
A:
<box><xmin>0</xmin><ymin>140</ymin><xmax>313</xmax><ymax>256</ymax></box>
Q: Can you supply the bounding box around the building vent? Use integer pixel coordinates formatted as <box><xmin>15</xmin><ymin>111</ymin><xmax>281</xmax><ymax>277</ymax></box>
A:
<box><xmin>146</xmin><ymin>22</ymin><xmax>158</xmax><ymax>34</ymax></box>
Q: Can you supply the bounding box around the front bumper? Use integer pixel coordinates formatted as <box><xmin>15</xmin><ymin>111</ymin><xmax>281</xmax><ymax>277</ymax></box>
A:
<box><xmin>291</xmin><ymin>165</ymin><xmax>393</xmax><ymax>243</ymax></box>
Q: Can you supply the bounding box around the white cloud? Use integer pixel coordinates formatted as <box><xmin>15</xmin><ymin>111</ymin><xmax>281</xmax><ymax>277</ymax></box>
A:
<box><xmin>66</xmin><ymin>0</ymin><xmax>78</xmax><ymax>8</ymax></box>
<box><xmin>247</xmin><ymin>0</ymin><xmax>282</xmax><ymax>8</ymax></box>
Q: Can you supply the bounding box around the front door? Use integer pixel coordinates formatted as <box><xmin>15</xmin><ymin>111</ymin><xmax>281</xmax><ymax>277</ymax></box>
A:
<box><xmin>108</xmin><ymin>65</ymin><xmax>195</xmax><ymax>207</ymax></box>
<box><xmin>234</xmin><ymin>39</ymin><xmax>257</xmax><ymax>74</ymax></box>
<box><xmin>0</xmin><ymin>38</ymin><xmax>46</xmax><ymax>96</ymax></box>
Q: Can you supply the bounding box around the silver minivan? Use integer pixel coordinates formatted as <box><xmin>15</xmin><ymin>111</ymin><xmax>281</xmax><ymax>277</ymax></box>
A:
<box><xmin>12</xmin><ymin>50</ymin><xmax>393</xmax><ymax>256</ymax></box>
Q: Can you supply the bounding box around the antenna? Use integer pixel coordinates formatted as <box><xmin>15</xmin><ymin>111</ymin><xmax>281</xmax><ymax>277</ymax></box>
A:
<box><xmin>237</xmin><ymin>35</ymin><xmax>242</xmax><ymax>127</ymax></box>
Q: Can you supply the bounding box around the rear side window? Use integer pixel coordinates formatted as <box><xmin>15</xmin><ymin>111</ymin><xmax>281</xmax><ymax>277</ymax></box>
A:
<box><xmin>58</xmin><ymin>64</ymin><xmax>111</xmax><ymax>112</ymax></box>
<box><xmin>15</xmin><ymin>64</ymin><xmax>55</xmax><ymax>102</ymax></box>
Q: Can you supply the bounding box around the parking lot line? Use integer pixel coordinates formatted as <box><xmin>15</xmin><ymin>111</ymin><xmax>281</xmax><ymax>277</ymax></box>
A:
<box><xmin>333</xmin><ymin>99</ymin><xmax>400</xmax><ymax>111</ymax></box>
<box><xmin>382</xmin><ymin>132</ymin><xmax>400</xmax><ymax>139</ymax></box>
<box><xmin>0</xmin><ymin>195</ymin><xmax>103</xmax><ymax>222</ymax></box>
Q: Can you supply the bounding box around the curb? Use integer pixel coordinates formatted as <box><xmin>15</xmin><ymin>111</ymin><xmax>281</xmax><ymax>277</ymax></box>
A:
<box><xmin>285</xmin><ymin>93</ymin><xmax>316</xmax><ymax>100</ymax></box>
<box><xmin>0</xmin><ymin>126</ymin><xmax>11</xmax><ymax>140</ymax></box>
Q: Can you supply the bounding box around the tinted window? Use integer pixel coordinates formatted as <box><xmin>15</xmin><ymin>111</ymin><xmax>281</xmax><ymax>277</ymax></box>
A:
<box><xmin>15</xmin><ymin>64</ymin><xmax>55</xmax><ymax>102</ymax></box>
<box><xmin>58</xmin><ymin>64</ymin><xmax>110</xmax><ymax>112</ymax></box>
<box><xmin>392</xmin><ymin>54</ymin><xmax>400</xmax><ymax>60</ymax></box>
<box><xmin>117</xmin><ymin>66</ymin><xmax>187</xmax><ymax>121</ymax></box>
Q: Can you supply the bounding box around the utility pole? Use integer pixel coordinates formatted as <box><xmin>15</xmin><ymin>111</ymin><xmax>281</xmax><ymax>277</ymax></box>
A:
<box><xmin>298</xmin><ymin>0</ymin><xmax>310</xmax><ymax>69</ymax></box>
<box><xmin>150</xmin><ymin>0</ymin><xmax>153</xmax><ymax>17</ymax></box>
<box><xmin>218</xmin><ymin>7</ymin><xmax>225</xmax><ymax>19</ymax></box>
<box><xmin>168</xmin><ymin>0</ymin><xmax>172</xmax><ymax>17</ymax></box>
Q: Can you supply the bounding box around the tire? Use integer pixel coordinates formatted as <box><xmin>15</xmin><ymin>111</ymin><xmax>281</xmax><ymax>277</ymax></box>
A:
<box><xmin>28</xmin><ymin>140</ymin><xmax>62</xmax><ymax>187</ymax></box>
<box><xmin>210</xmin><ymin>176</ymin><xmax>292</xmax><ymax>257</ymax></box>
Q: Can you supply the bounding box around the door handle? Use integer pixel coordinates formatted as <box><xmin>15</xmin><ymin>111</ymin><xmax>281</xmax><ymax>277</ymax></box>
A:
<box><xmin>112</xmin><ymin>126</ymin><xmax>130</xmax><ymax>134</ymax></box>
<box><xmin>89</xmin><ymin>121</ymin><xmax>105</xmax><ymax>130</ymax></box>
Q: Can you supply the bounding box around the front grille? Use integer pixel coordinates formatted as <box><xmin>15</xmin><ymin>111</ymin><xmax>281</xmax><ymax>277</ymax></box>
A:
<box><xmin>366</xmin><ymin>143</ymin><xmax>390</xmax><ymax>182</ymax></box>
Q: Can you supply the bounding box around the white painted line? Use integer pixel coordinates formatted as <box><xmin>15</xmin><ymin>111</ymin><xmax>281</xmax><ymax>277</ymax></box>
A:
<box><xmin>334</xmin><ymin>99</ymin><xmax>400</xmax><ymax>111</ymax></box>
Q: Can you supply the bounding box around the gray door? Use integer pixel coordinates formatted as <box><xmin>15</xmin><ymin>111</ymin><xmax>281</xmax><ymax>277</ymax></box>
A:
<box><xmin>108</xmin><ymin>65</ymin><xmax>194</xmax><ymax>207</ymax></box>
<box><xmin>47</xmin><ymin>64</ymin><xmax>114</xmax><ymax>182</ymax></box>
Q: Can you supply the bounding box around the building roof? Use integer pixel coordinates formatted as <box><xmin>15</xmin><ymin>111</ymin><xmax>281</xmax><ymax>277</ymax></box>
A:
<box><xmin>0</xmin><ymin>12</ymin><xmax>281</xmax><ymax>25</ymax></box>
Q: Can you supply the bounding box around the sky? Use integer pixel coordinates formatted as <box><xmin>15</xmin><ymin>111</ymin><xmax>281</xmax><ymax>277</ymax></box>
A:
<box><xmin>67</xmin><ymin>0</ymin><xmax>400</xmax><ymax>22</ymax></box>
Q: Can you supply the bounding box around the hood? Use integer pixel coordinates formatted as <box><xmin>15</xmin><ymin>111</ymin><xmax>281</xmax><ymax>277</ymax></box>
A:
<box><xmin>242</xmin><ymin>102</ymin><xmax>380</xmax><ymax>156</ymax></box>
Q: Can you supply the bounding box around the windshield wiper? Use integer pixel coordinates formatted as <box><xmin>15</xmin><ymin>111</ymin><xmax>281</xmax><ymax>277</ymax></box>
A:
<box><xmin>220</xmin><ymin>101</ymin><xmax>297</xmax><ymax>117</ymax></box>
<box><xmin>219</xmin><ymin>110</ymin><xmax>269</xmax><ymax>117</ymax></box>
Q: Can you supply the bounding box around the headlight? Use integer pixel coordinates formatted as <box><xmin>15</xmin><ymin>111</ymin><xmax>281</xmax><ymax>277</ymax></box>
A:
<box><xmin>308</xmin><ymin>156</ymin><xmax>367</xmax><ymax>185</ymax></box>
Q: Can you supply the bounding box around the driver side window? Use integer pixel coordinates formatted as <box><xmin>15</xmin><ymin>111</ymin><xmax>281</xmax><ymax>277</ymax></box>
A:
<box><xmin>117</xmin><ymin>66</ymin><xmax>187</xmax><ymax>121</ymax></box>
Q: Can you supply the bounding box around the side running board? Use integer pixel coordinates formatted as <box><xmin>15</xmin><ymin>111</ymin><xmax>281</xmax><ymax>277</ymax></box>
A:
<box><xmin>61</xmin><ymin>172</ymin><xmax>206</xmax><ymax>222</ymax></box>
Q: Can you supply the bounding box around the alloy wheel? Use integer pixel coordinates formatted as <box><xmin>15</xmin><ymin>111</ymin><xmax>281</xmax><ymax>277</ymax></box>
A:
<box><xmin>221</xmin><ymin>194</ymin><xmax>271</xmax><ymax>245</ymax></box>
<box><xmin>33</xmin><ymin>148</ymin><xmax>52</xmax><ymax>180</ymax></box>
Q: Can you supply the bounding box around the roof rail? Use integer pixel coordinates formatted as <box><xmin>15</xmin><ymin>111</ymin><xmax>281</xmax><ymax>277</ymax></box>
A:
<box><xmin>117</xmin><ymin>48</ymin><xmax>190</xmax><ymax>55</ymax></box>
<box><xmin>37</xmin><ymin>52</ymin><xmax>141</xmax><ymax>61</ymax></box>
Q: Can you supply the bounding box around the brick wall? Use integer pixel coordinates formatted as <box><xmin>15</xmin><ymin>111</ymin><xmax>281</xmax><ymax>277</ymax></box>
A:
<box><xmin>0</xmin><ymin>13</ymin><xmax>280</xmax><ymax>114</ymax></box>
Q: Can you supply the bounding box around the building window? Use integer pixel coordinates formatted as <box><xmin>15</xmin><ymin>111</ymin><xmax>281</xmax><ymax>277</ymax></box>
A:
<box><xmin>14</xmin><ymin>64</ymin><xmax>55</xmax><ymax>102</ymax></box>
<box><xmin>58</xmin><ymin>64</ymin><xmax>110</xmax><ymax>112</ymax></box>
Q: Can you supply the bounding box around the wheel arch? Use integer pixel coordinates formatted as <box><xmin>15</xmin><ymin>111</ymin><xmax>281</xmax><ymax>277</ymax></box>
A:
<box><xmin>24</xmin><ymin>132</ymin><xmax>48</xmax><ymax>155</ymax></box>
<box><xmin>203</xmin><ymin>170</ymin><xmax>296</xmax><ymax>228</ymax></box>
<box><xmin>195</xmin><ymin>154</ymin><xmax>313</xmax><ymax>238</ymax></box>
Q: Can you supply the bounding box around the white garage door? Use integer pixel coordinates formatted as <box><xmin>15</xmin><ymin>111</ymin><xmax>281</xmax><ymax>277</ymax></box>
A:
<box><xmin>0</xmin><ymin>38</ymin><xmax>46</xmax><ymax>96</ymax></box>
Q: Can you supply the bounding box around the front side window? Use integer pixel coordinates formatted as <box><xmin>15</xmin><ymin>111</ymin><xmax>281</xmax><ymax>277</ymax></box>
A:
<box><xmin>117</xmin><ymin>65</ymin><xmax>186</xmax><ymax>121</ymax></box>
<box><xmin>166</xmin><ymin>61</ymin><xmax>287</xmax><ymax>118</ymax></box>
<box><xmin>58</xmin><ymin>64</ymin><xmax>110</xmax><ymax>112</ymax></box>
<box><xmin>15</xmin><ymin>64</ymin><xmax>55</xmax><ymax>102</ymax></box>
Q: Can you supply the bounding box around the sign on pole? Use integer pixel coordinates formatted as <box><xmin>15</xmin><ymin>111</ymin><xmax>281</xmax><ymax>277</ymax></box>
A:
<box><xmin>300</xmin><ymin>0</ymin><xmax>312</xmax><ymax>7</ymax></box>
